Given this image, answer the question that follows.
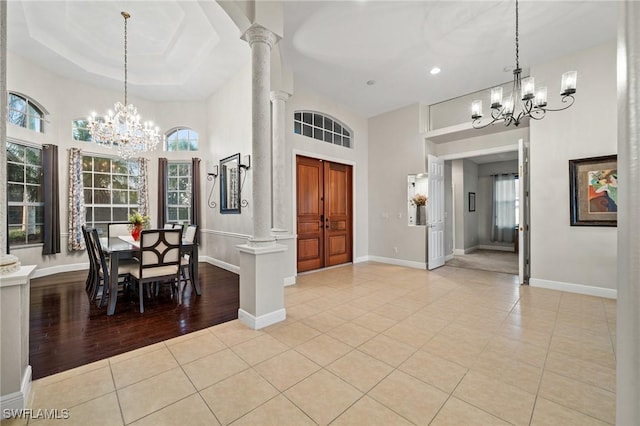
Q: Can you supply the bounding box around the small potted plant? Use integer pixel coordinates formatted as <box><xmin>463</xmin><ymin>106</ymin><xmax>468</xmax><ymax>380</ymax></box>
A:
<box><xmin>128</xmin><ymin>210</ymin><xmax>150</xmax><ymax>241</ymax></box>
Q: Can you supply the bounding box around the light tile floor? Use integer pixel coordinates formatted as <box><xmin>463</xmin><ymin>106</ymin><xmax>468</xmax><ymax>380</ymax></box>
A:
<box><xmin>3</xmin><ymin>263</ymin><xmax>616</xmax><ymax>425</ymax></box>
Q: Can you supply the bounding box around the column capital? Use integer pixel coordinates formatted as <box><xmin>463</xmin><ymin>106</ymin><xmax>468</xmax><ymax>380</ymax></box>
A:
<box><xmin>241</xmin><ymin>24</ymin><xmax>279</xmax><ymax>49</ymax></box>
<box><xmin>270</xmin><ymin>90</ymin><xmax>291</xmax><ymax>103</ymax></box>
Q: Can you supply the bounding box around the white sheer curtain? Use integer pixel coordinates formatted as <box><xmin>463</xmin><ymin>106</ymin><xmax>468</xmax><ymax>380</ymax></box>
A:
<box><xmin>491</xmin><ymin>174</ymin><xmax>516</xmax><ymax>243</ymax></box>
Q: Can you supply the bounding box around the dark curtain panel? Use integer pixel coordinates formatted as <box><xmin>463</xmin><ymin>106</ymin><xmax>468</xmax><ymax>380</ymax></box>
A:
<box><xmin>42</xmin><ymin>144</ymin><xmax>61</xmax><ymax>254</ymax></box>
<box><xmin>157</xmin><ymin>158</ymin><xmax>168</xmax><ymax>227</ymax></box>
<box><xmin>191</xmin><ymin>158</ymin><xmax>201</xmax><ymax>242</ymax></box>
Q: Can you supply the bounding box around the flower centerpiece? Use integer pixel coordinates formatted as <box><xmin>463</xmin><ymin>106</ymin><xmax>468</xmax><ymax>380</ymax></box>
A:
<box><xmin>410</xmin><ymin>194</ymin><xmax>428</xmax><ymax>225</ymax></box>
<box><xmin>128</xmin><ymin>210</ymin><xmax>150</xmax><ymax>241</ymax></box>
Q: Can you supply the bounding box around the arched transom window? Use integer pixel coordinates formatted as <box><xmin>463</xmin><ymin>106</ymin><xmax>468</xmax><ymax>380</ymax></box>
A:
<box><xmin>7</xmin><ymin>92</ymin><xmax>46</xmax><ymax>133</ymax></box>
<box><xmin>294</xmin><ymin>111</ymin><xmax>352</xmax><ymax>148</ymax></box>
<box><xmin>166</xmin><ymin>128</ymin><xmax>199</xmax><ymax>152</ymax></box>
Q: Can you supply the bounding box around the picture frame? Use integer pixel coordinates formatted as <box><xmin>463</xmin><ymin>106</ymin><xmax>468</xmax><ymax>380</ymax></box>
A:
<box><xmin>468</xmin><ymin>192</ymin><xmax>476</xmax><ymax>212</ymax></box>
<box><xmin>569</xmin><ymin>155</ymin><xmax>617</xmax><ymax>226</ymax></box>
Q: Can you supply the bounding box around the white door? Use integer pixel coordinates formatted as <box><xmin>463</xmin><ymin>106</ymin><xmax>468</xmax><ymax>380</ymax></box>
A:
<box><xmin>518</xmin><ymin>139</ymin><xmax>531</xmax><ymax>284</ymax></box>
<box><xmin>427</xmin><ymin>154</ymin><xmax>445</xmax><ymax>270</ymax></box>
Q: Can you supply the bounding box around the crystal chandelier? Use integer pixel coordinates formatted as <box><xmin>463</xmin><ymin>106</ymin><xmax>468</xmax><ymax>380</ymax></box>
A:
<box><xmin>471</xmin><ymin>0</ymin><xmax>577</xmax><ymax>129</ymax></box>
<box><xmin>88</xmin><ymin>12</ymin><xmax>162</xmax><ymax>159</ymax></box>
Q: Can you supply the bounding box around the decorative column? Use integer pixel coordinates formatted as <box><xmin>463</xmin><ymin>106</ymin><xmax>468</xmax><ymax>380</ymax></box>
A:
<box><xmin>270</xmin><ymin>90</ymin><xmax>297</xmax><ymax>286</ymax></box>
<box><xmin>242</xmin><ymin>25</ymin><xmax>278</xmax><ymax>246</ymax></box>
<box><xmin>237</xmin><ymin>25</ymin><xmax>287</xmax><ymax>329</ymax></box>
<box><xmin>270</xmin><ymin>90</ymin><xmax>291</xmax><ymax>233</ymax></box>
<box><xmin>1</xmin><ymin>0</ymin><xmax>7</xmax><ymax>254</ymax></box>
<box><xmin>617</xmin><ymin>2</ymin><xmax>640</xmax><ymax>423</ymax></box>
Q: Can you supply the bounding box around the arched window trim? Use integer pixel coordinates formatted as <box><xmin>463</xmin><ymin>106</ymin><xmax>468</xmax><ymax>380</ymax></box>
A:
<box><xmin>7</xmin><ymin>91</ymin><xmax>48</xmax><ymax>133</ymax></box>
<box><xmin>293</xmin><ymin>110</ymin><xmax>353</xmax><ymax>148</ymax></box>
<box><xmin>165</xmin><ymin>127</ymin><xmax>199</xmax><ymax>152</ymax></box>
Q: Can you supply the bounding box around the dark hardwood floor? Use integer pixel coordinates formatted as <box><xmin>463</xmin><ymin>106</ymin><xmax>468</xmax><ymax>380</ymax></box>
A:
<box><xmin>29</xmin><ymin>263</ymin><xmax>239</xmax><ymax>379</ymax></box>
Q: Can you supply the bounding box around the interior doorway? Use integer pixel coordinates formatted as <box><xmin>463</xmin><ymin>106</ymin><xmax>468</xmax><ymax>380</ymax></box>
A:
<box><xmin>442</xmin><ymin>145</ymin><xmax>529</xmax><ymax>281</ymax></box>
<box><xmin>296</xmin><ymin>155</ymin><xmax>353</xmax><ymax>273</ymax></box>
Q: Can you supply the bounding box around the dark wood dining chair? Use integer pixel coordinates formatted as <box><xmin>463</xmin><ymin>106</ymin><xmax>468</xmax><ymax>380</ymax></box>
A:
<box><xmin>88</xmin><ymin>228</ymin><xmax>136</xmax><ymax>308</ymax></box>
<box><xmin>81</xmin><ymin>225</ymin><xmax>97</xmax><ymax>293</ymax></box>
<box><xmin>123</xmin><ymin>229</ymin><xmax>183</xmax><ymax>313</ymax></box>
<box><xmin>176</xmin><ymin>224</ymin><xmax>198</xmax><ymax>303</ymax></box>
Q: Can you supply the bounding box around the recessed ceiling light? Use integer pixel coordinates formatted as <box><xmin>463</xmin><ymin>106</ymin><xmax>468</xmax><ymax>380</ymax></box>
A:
<box><xmin>366</xmin><ymin>80</ymin><xmax>376</xmax><ymax>86</ymax></box>
<box><xmin>430</xmin><ymin>67</ymin><xmax>441</xmax><ymax>75</ymax></box>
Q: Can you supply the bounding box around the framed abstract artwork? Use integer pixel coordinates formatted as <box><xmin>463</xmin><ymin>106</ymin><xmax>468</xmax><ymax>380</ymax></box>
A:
<box><xmin>569</xmin><ymin>155</ymin><xmax>617</xmax><ymax>226</ymax></box>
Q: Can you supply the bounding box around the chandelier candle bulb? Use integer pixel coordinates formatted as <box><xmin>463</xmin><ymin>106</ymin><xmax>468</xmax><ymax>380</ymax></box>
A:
<box><xmin>535</xmin><ymin>87</ymin><xmax>548</xmax><ymax>107</ymax></box>
<box><xmin>471</xmin><ymin>100</ymin><xmax>483</xmax><ymax>119</ymax></box>
<box><xmin>503</xmin><ymin>94</ymin><xmax>514</xmax><ymax>116</ymax></box>
<box><xmin>490</xmin><ymin>87</ymin><xmax>503</xmax><ymax>108</ymax></box>
<box><xmin>561</xmin><ymin>71</ymin><xmax>577</xmax><ymax>95</ymax></box>
<box><xmin>521</xmin><ymin>77</ymin><xmax>535</xmax><ymax>100</ymax></box>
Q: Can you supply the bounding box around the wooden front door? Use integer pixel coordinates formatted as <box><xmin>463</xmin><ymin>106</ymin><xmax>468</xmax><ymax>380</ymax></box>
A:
<box><xmin>296</xmin><ymin>156</ymin><xmax>352</xmax><ymax>272</ymax></box>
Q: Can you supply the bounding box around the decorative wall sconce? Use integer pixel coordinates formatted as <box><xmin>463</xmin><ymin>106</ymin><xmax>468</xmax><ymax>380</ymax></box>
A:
<box><xmin>207</xmin><ymin>165</ymin><xmax>218</xmax><ymax>209</ymax></box>
<box><xmin>240</xmin><ymin>154</ymin><xmax>251</xmax><ymax>170</ymax></box>
<box><xmin>239</xmin><ymin>154</ymin><xmax>250</xmax><ymax>207</ymax></box>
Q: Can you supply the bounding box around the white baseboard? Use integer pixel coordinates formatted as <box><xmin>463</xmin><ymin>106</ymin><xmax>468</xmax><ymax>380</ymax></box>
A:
<box><xmin>32</xmin><ymin>263</ymin><xmax>88</xmax><ymax>279</ymax></box>
<box><xmin>354</xmin><ymin>256</ymin><xmax>370</xmax><ymax>264</ymax></box>
<box><xmin>453</xmin><ymin>246</ymin><xmax>479</xmax><ymax>255</ymax></box>
<box><xmin>367</xmin><ymin>256</ymin><xmax>426</xmax><ymax>270</ymax></box>
<box><xmin>445</xmin><ymin>253</ymin><xmax>454</xmax><ymax>261</ymax></box>
<box><xmin>478</xmin><ymin>245</ymin><xmax>515</xmax><ymax>252</ymax></box>
<box><xmin>1</xmin><ymin>366</ymin><xmax>31</xmax><ymax>418</ymax></box>
<box><xmin>284</xmin><ymin>276</ymin><xmax>296</xmax><ymax>287</ymax></box>
<box><xmin>238</xmin><ymin>308</ymin><xmax>286</xmax><ymax>330</ymax></box>
<box><xmin>529</xmin><ymin>278</ymin><xmax>617</xmax><ymax>299</ymax></box>
<box><xmin>201</xmin><ymin>256</ymin><xmax>240</xmax><ymax>274</ymax></box>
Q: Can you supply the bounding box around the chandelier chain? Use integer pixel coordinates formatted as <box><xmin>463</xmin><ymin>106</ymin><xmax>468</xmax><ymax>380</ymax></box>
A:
<box><xmin>87</xmin><ymin>11</ymin><xmax>162</xmax><ymax>159</ymax></box>
<box><xmin>515</xmin><ymin>0</ymin><xmax>519</xmax><ymax>70</ymax></box>
<box><xmin>123</xmin><ymin>12</ymin><xmax>128</xmax><ymax>106</ymax></box>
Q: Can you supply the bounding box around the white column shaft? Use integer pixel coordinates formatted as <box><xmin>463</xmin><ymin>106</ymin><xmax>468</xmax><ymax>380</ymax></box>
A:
<box><xmin>1</xmin><ymin>1</ymin><xmax>8</xmax><ymax>254</ymax></box>
<box><xmin>244</xmin><ymin>27</ymin><xmax>277</xmax><ymax>245</ymax></box>
<box><xmin>617</xmin><ymin>2</ymin><xmax>640</xmax><ymax>423</ymax></box>
<box><xmin>271</xmin><ymin>91</ymin><xmax>290</xmax><ymax>232</ymax></box>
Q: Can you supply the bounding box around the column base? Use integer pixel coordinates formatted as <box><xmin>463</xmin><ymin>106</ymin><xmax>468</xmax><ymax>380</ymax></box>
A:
<box><xmin>271</xmin><ymin>232</ymin><xmax>296</xmax><ymax>287</ymax></box>
<box><xmin>247</xmin><ymin>237</ymin><xmax>277</xmax><ymax>248</ymax></box>
<box><xmin>0</xmin><ymin>366</ymin><xmax>31</xmax><ymax>419</ymax></box>
<box><xmin>237</xmin><ymin>244</ymin><xmax>287</xmax><ymax>330</ymax></box>
<box><xmin>238</xmin><ymin>308</ymin><xmax>286</xmax><ymax>330</ymax></box>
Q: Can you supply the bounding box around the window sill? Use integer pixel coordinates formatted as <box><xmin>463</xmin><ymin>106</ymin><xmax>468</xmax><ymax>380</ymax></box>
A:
<box><xmin>9</xmin><ymin>243</ymin><xmax>44</xmax><ymax>250</ymax></box>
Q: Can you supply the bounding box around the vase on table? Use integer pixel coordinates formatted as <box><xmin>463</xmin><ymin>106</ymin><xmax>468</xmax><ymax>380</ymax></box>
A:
<box><xmin>415</xmin><ymin>205</ymin><xmax>426</xmax><ymax>226</ymax></box>
<box><xmin>131</xmin><ymin>224</ymin><xmax>143</xmax><ymax>241</ymax></box>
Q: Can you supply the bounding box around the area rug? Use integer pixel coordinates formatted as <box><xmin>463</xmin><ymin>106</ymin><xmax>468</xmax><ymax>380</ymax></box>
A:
<box><xmin>446</xmin><ymin>249</ymin><xmax>518</xmax><ymax>275</ymax></box>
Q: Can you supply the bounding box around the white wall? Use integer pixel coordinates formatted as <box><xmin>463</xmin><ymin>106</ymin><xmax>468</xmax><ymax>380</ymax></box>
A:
<box><xmin>463</xmin><ymin>159</ymin><xmax>479</xmax><ymax>250</ymax></box>
<box><xmin>368</xmin><ymin>104</ymin><xmax>425</xmax><ymax>266</ymax></box>
<box><xmin>201</xmin><ymin>63</ymin><xmax>253</xmax><ymax>270</ymax></box>
<box><xmin>444</xmin><ymin>161</ymin><xmax>453</xmax><ymax>257</ymax></box>
<box><xmin>451</xmin><ymin>159</ymin><xmax>480</xmax><ymax>253</ymax></box>
<box><xmin>530</xmin><ymin>42</ymin><xmax>617</xmax><ymax>293</ymax></box>
<box><xmin>451</xmin><ymin>160</ymin><xmax>464</xmax><ymax>251</ymax></box>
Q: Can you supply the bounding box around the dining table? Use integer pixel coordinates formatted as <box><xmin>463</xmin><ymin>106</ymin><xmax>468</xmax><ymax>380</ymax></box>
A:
<box><xmin>100</xmin><ymin>235</ymin><xmax>200</xmax><ymax>315</ymax></box>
